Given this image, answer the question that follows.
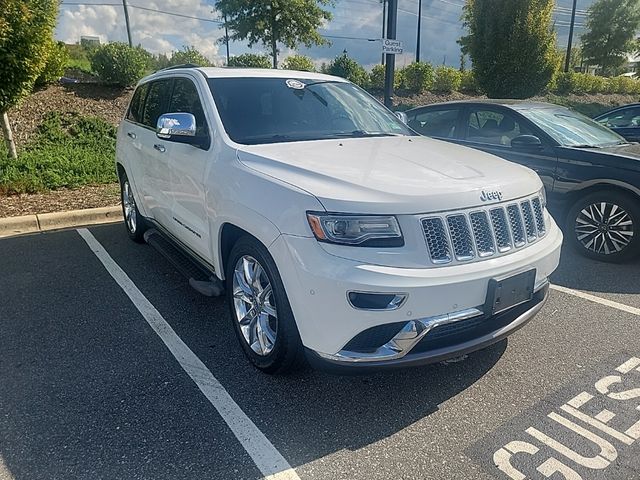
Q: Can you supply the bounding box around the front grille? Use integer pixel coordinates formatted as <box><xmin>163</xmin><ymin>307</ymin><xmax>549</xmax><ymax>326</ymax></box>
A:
<box><xmin>421</xmin><ymin>195</ymin><xmax>546</xmax><ymax>266</ymax></box>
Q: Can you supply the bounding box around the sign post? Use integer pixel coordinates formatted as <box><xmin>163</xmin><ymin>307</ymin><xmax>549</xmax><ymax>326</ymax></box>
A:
<box><xmin>383</xmin><ymin>0</ymin><xmax>398</xmax><ymax>108</ymax></box>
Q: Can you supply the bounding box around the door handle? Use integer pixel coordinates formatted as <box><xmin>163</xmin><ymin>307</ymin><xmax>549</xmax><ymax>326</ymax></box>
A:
<box><xmin>154</xmin><ymin>144</ymin><xmax>166</xmax><ymax>153</ymax></box>
<box><xmin>127</xmin><ymin>131</ymin><xmax>136</xmax><ymax>139</ymax></box>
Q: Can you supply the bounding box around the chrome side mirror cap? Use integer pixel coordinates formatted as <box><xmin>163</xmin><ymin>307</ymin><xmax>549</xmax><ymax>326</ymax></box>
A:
<box><xmin>156</xmin><ymin>112</ymin><xmax>196</xmax><ymax>139</ymax></box>
<box><xmin>394</xmin><ymin>111</ymin><xmax>408</xmax><ymax>124</ymax></box>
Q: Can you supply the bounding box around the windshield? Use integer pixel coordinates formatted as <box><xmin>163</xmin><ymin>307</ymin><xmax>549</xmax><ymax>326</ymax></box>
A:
<box><xmin>518</xmin><ymin>107</ymin><xmax>626</xmax><ymax>147</ymax></box>
<box><xmin>207</xmin><ymin>77</ymin><xmax>414</xmax><ymax>145</ymax></box>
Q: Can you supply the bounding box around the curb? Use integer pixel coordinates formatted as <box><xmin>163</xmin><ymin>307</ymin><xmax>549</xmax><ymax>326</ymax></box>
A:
<box><xmin>0</xmin><ymin>205</ymin><xmax>122</xmax><ymax>239</ymax></box>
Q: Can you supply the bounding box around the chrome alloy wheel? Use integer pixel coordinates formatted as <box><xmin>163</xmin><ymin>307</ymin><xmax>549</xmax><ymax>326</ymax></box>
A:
<box><xmin>122</xmin><ymin>180</ymin><xmax>137</xmax><ymax>234</ymax></box>
<box><xmin>575</xmin><ymin>202</ymin><xmax>634</xmax><ymax>255</ymax></box>
<box><xmin>232</xmin><ymin>255</ymin><xmax>278</xmax><ymax>356</ymax></box>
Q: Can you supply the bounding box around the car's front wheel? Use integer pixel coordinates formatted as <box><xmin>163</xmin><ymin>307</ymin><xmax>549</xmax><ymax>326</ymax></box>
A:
<box><xmin>567</xmin><ymin>191</ymin><xmax>639</xmax><ymax>263</ymax></box>
<box><xmin>119</xmin><ymin>172</ymin><xmax>147</xmax><ymax>243</ymax></box>
<box><xmin>226</xmin><ymin>235</ymin><xmax>305</xmax><ymax>374</ymax></box>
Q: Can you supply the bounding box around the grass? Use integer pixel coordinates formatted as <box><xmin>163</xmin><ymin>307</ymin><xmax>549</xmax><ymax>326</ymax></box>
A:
<box><xmin>0</xmin><ymin>112</ymin><xmax>118</xmax><ymax>195</ymax></box>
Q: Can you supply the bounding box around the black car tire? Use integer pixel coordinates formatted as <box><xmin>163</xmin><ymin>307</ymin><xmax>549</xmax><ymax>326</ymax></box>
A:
<box><xmin>119</xmin><ymin>172</ymin><xmax>147</xmax><ymax>243</ymax></box>
<box><xmin>225</xmin><ymin>235</ymin><xmax>306</xmax><ymax>374</ymax></box>
<box><xmin>566</xmin><ymin>190</ymin><xmax>640</xmax><ymax>263</ymax></box>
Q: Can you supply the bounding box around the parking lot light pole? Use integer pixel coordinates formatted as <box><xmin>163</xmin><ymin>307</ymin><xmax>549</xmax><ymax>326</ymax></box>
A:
<box><xmin>122</xmin><ymin>0</ymin><xmax>133</xmax><ymax>47</ymax></box>
<box><xmin>384</xmin><ymin>0</ymin><xmax>398</xmax><ymax>108</ymax></box>
<box><xmin>416</xmin><ymin>0</ymin><xmax>422</xmax><ymax>62</ymax></box>
<box><xmin>564</xmin><ymin>0</ymin><xmax>578</xmax><ymax>72</ymax></box>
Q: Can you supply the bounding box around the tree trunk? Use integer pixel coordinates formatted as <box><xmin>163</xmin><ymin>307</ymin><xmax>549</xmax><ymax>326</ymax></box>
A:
<box><xmin>1</xmin><ymin>111</ymin><xmax>17</xmax><ymax>159</ymax></box>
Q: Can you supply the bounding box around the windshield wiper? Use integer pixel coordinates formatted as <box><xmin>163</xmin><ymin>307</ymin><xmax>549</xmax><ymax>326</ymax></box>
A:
<box><xmin>332</xmin><ymin>130</ymin><xmax>401</xmax><ymax>138</ymax></box>
<box><xmin>569</xmin><ymin>144</ymin><xmax>601</xmax><ymax>149</ymax></box>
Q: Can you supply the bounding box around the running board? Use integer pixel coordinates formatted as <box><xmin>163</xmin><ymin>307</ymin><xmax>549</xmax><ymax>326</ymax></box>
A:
<box><xmin>144</xmin><ymin>229</ymin><xmax>224</xmax><ymax>297</ymax></box>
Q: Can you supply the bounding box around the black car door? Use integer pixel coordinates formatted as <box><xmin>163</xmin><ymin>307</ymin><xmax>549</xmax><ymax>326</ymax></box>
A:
<box><xmin>456</xmin><ymin>105</ymin><xmax>559</xmax><ymax>195</ymax></box>
<box><xmin>597</xmin><ymin>106</ymin><xmax>640</xmax><ymax>142</ymax></box>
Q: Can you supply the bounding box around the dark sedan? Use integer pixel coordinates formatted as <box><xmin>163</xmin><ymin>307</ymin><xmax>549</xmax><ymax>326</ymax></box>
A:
<box><xmin>595</xmin><ymin>103</ymin><xmax>640</xmax><ymax>142</ymax></box>
<box><xmin>405</xmin><ymin>100</ymin><xmax>640</xmax><ymax>263</ymax></box>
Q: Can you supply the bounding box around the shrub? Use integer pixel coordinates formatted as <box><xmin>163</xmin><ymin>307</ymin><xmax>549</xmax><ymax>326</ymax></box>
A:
<box><xmin>227</xmin><ymin>53</ymin><xmax>271</xmax><ymax>68</ymax></box>
<box><xmin>401</xmin><ymin>62</ymin><xmax>434</xmax><ymax>93</ymax></box>
<box><xmin>0</xmin><ymin>112</ymin><xmax>117</xmax><ymax>194</ymax></box>
<box><xmin>324</xmin><ymin>53</ymin><xmax>368</xmax><ymax>88</ymax></box>
<box><xmin>607</xmin><ymin>76</ymin><xmax>640</xmax><ymax>95</ymax></box>
<box><xmin>433</xmin><ymin>66</ymin><xmax>462</xmax><ymax>93</ymax></box>
<box><xmin>35</xmin><ymin>41</ymin><xmax>69</xmax><ymax>87</ymax></box>
<box><xmin>553</xmin><ymin>72</ymin><xmax>640</xmax><ymax>95</ymax></box>
<box><xmin>369</xmin><ymin>64</ymin><xmax>404</xmax><ymax>90</ymax></box>
<box><xmin>281</xmin><ymin>54</ymin><xmax>316</xmax><ymax>72</ymax></box>
<box><xmin>168</xmin><ymin>46</ymin><xmax>212</xmax><ymax>67</ymax></box>
<box><xmin>460</xmin><ymin>70</ymin><xmax>478</xmax><ymax>93</ymax></box>
<box><xmin>90</xmin><ymin>42</ymin><xmax>151</xmax><ymax>86</ymax></box>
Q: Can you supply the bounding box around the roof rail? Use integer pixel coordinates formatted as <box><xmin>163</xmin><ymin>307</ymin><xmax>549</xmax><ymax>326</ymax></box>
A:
<box><xmin>157</xmin><ymin>63</ymin><xmax>201</xmax><ymax>72</ymax></box>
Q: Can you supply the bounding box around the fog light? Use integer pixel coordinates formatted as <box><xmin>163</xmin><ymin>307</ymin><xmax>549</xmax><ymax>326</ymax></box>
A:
<box><xmin>347</xmin><ymin>292</ymin><xmax>407</xmax><ymax>311</ymax></box>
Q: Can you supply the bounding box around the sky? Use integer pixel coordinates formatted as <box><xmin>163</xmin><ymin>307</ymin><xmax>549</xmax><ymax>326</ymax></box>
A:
<box><xmin>55</xmin><ymin>0</ymin><xmax>596</xmax><ymax>69</ymax></box>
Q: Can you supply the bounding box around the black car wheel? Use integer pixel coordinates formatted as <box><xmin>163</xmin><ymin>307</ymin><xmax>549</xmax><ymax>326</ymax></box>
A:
<box><xmin>119</xmin><ymin>172</ymin><xmax>147</xmax><ymax>243</ymax></box>
<box><xmin>225</xmin><ymin>235</ymin><xmax>306</xmax><ymax>374</ymax></box>
<box><xmin>567</xmin><ymin>191</ymin><xmax>640</xmax><ymax>263</ymax></box>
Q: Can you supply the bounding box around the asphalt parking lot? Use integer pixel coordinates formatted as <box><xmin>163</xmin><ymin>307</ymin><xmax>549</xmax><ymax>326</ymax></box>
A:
<box><xmin>1</xmin><ymin>222</ymin><xmax>639</xmax><ymax>480</ymax></box>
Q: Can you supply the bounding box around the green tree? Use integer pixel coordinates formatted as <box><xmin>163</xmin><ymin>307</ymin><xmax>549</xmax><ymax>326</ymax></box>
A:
<box><xmin>216</xmin><ymin>0</ymin><xmax>332</xmax><ymax>68</ymax></box>
<box><xmin>282</xmin><ymin>54</ymin><xmax>316</xmax><ymax>71</ymax></box>
<box><xmin>169</xmin><ymin>46</ymin><xmax>212</xmax><ymax>67</ymax></box>
<box><xmin>460</xmin><ymin>0</ymin><xmax>559</xmax><ymax>98</ymax></box>
<box><xmin>0</xmin><ymin>0</ymin><xmax>58</xmax><ymax>158</ymax></box>
<box><xmin>90</xmin><ymin>42</ymin><xmax>151</xmax><ymax>87</ymax></box>
<box><xmin>324</xmin><ymin>53</ymin><xmax>368</xmax><ymax>88</ymax></box>
<box><xmin>227</xmin><ymin>53</ymin><xmax>272</xmax><ymax>68</ymax></box>
<box><xmin>581</xmin><ymin>0</ymin><xmax>640</xmax><ymax>76</ymax></box>
<box><xmin>35</xmin><ymin>41</ymin><xmax>70</xmax><ymax>88</ymax></box>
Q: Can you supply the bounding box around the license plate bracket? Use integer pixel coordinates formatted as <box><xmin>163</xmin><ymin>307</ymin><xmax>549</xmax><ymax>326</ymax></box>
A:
<box><xmin>485</xmin><ymin>269</ymin><xmax>536</xmax><ymax>316</ymax></box>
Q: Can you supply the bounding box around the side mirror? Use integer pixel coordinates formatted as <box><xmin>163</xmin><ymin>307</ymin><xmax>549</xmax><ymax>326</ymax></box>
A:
<box><xmin>156</xmin><ymin>112</ymin><xmax>209</xmax><ymax>149</ymax></box>
<box><xmin>394</xmin><ymin>111</ymin><xmax>408</xmax><ymax>124</ymax></box>
<box><xmin>511</xmin><ymin>135</ymin><xmax>543</xmax><ymax>150</ymax></box>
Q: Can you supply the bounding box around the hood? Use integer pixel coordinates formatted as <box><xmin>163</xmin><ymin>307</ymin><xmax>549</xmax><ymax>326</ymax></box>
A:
<box><xmin>237</xmin><ymin>136</ymin><xmax>542</xmax><ymax>214</ymax></box>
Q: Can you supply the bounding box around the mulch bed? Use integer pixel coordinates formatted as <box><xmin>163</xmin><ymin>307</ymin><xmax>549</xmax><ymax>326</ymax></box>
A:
<box><xmin>0</xmin><ymin>183</ymin><xmax>120</xmax><ymax>218</ymax></box>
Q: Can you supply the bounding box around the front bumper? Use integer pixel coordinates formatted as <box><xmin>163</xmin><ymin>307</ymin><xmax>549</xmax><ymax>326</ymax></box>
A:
<box><xmin>306</xmin><ymin>284</ymin><xmax>548</xmax><ymax>373</ymax></box>
<box><xmin>269</xmin><ymin>218</ymin><xmax>562</xmax><ymax>363</ymax></box>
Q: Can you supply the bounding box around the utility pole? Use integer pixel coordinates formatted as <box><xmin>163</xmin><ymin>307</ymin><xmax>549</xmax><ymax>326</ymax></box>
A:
<box><xmin>224</xmin><ymin>14</ymin><xmax>230</xmax><ymax>65</ymax></box>
<box><xmin>564</xmin><ymin>0</ymin><xmax>578</xmax><ymax>72</ymax></box>
<box><xmin>383</xmin><ymin>0</ymin><xmax>397</xmax><ymax>108</ymax></box>
<box><xmin>381</xmin><ymin>0</ymin><xmax>387</xmax><ymax>65</ymax></box>
<box><xmin>416</xmin><ymin>0</ymin><xmax>422</xmax><ymax>62</ymax></box>
<box><xmin>122</xmin><ymin>0</ymin><xmax>133</xmax><ymax>47</ymax></box>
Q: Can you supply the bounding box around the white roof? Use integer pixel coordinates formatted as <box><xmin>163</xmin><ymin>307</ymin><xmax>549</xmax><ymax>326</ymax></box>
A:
<box><xmin>144</xmin><ymin>66</ymin><xmax>347</xmax><ymax>84</ymax></box>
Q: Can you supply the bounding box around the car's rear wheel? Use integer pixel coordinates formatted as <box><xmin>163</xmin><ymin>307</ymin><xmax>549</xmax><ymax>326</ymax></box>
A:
<box><xmin>566</xmin><ymin>191</ymin><xmax>639</xmax><ymax>263</ymax></box>
<box><xmin>226</xmin><ymin>236</ymin><xmax>305</xmax><ymax>374</ymax></box>
<box><xmin>119</xmin><ymin>172</ymin><xmax>147</xmax><ymax>243</ymax></box>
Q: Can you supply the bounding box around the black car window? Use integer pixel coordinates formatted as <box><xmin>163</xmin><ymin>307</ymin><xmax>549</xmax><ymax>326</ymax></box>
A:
<box><xmin>598</xmin><ymin>107</ymin><xmax>640</xmax><ymax>129</ymax></box>
<box><xmin>126</xmin><ymin>83</ymin><xmax>149</xmax><ymax>124</ymax></box>
<box><xmin>407</xmin><ymin>109</ymin><xmax>459</xmax><ymax>138</ymax></box>
<box><xmin>168</xmin><ymin>78</ymin><xmax>209</xmax><ymax>137</ymax></box>
<box><xmin>466</xmin><ymin>108</ymin><xmax>532</xmax><ymax>146</ymax></box>
<box><xmin>141</xmin><ymin>80</ymin><xmax>173</xmax><ymax>129</ymax></box>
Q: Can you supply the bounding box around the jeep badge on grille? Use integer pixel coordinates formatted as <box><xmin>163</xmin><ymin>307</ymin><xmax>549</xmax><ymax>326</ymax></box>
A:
<box><xmin>480</xmin><ymin>190</ymin><xmax>503</xmax><ymax>202</ymax></box>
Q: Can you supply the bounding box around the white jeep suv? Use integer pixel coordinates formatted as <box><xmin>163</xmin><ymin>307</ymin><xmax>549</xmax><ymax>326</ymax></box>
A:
<box><xmin>116</xmin><ymin>66</ymin><xmax>563</xmax><ymax>374</ymax></box>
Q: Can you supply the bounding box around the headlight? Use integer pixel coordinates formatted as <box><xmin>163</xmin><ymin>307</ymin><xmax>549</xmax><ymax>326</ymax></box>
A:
<box><xmin>538</xmin><ymin>187</ymin><xmax>547</xmax><ymax>208</ymax></box>
<box><xmin>306</xmin><ymin>212</ymin><xmax>403</xmax><ymax>247</ymax></box>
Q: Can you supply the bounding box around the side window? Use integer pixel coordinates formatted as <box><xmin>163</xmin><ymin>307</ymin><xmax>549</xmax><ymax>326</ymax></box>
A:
<box><xmin>407</xmin><ymin>109</ymin><xmax>459</xmax><ymax>138</ymax></box>
<box><xmin>141</xmin><ymin>80</ymin><xmax>173</xmax><ymax>129</ymax></box>
<box><xmin>126</xmin><ymin>83</ymin><xmax>148</xmax><ymax>124</ymax></box>
<box><xmin>168</xmin><ymin>78</ymin><xmax>208</xmax><ymax>137</ymax></box>
<box><xmin>599</xmin><ymin>108</ymin><xmax>640</xmax><ymax>128</ymax></box>
<box><xmin>466</xmin><ymin>109</ymin><xmax>532</xmax><ymax>146</ymax></box>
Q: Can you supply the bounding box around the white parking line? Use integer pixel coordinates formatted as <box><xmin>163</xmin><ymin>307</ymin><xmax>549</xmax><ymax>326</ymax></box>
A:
<box><xmin>550</xmin><ymin>284</ymin><xmax>640</xmax><ymax>317</ymax></box>
<box><xmin>77</xmin><ymin>228</ymin><xmax>301</xmax><ymax>480</ymax></box>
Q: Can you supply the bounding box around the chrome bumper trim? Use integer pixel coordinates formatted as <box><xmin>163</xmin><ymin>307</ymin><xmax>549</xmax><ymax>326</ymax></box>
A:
<box><xmin>316</xmin><ymin>280</ymin><xmax>549</xmax><ymax>364</ymax></box>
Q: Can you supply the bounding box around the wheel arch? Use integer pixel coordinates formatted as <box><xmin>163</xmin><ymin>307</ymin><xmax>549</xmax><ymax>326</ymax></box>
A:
<box><xmin>565</xmin><ymin>180</ymin><xmax>640</xmax><ymax>213</ymax></box>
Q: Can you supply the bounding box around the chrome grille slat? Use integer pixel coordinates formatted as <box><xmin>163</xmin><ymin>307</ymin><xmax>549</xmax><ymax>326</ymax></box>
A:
<box><xmin>507</xmin><ymin>204</ymin><xmax>526</xmax><ymax>247</ymax></box>
<box><xmin>422</xmin><ymin>217</ymin><xmax>452</xmax><ymax>264</ymax></box>
<box><xmin>470</xmin><ymin>211</ymin><xmax>496</xmax><ymax>257</ymax></box>
<box><xmin>521</xmin><ymin>200</ymin><xmax>537</xmax><ymax>241</ymax></box>
<box><xmin>531</xmin><ymin>197</ymin><xmax>546</xmax><ymax>235</ymax></box>
<box><xmin>489</xmin><ymin>208</ymin><xmax>512</xmax><ymax>252</ymax></box>
<box><xmin>422</xmin><ymin>194</ymin><xmax>546</xmax><ymax>265</ymax></box>
<box><xmin>447</xmin><ymin>214</ymin><xmax>475</xmax><ymax>261</ymax></box>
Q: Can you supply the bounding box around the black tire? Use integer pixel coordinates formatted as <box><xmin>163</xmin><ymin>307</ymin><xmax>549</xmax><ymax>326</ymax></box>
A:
<box><xmin>566</xmin><ymin>190</ymin><xmax>640</xmax><ymax>263</ymax></box>
<box><xmin>119</xmin><ymin>171</ymin><xmax>147</xmax><ymax>243</ymax></box>
<box><xmin>225</xmin><ymin>235</ymin><xmax>306</xmax><ymax>374</ymax></box>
